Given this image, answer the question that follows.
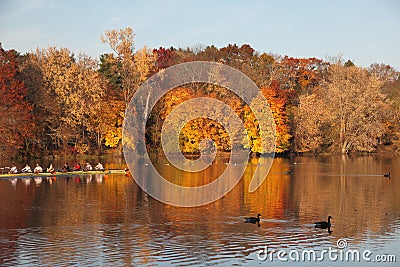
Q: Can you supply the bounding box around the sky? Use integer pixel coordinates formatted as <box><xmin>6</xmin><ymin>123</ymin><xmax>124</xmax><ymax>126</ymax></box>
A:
<box><xmin>0</xmin><ymin>0</ymin><xmax>399</xmax><ymax>68</ymax></box>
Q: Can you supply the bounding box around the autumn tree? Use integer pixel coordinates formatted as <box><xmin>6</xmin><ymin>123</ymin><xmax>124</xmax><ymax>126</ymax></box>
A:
<box><xmin>71</xmin><ymin>54</ymin><xmax>106</xmax><ymax>152</ymax></box>
<box><xmin>146</xmin><ymin>84</ymin><xmax>250</xmax><ymax>155</ymax></box>
<box><xmin>18</xmin><ymin>52</ymin><xmax>47</xmax><ymax>154</ymax></box>
<box><xmin>153</xmin><ymin>47</ymin><xmax>181</xmax><ymax>71</ymax></box>
<box><xmin>261</xmin><ymin>82</ymin><xmax>291</xmax><ymax>153</ymax></box>
<box><xmin>99</xmin><ymin>28</ymin><xmax>157</xmax><ymax>149</ymax></box>
<box><xmin>368</xmin><ymin>63</ymin><xmax>399</xmax><ymax>82</ymax></box>
<box><xmin>293</xmin><ymin>93</ymin><xmax>332</xmax><ymax>153</ymax></box>
<box><xmin>22</xmin><ymin>47</ymin><xmax>106</xmax><ymax>153</ymax></box>
<box><xmin>279</xmin><ymin>56</ymin><xmax>327</xmax><ymax>95</ymax></box>
<box><xmin>294</xmin><ymin>63</ymin><xmax>388</xmax><ymax>154</ymax></box>
<box><xmin>250</xmin><ymin>53</ymin><xmax>276</xmax><ymax>88</ymax></box>
<box><xmin>241</xmin><ymin>82</ymin><xmax>290</xmax><ymax>154</ymax></box>
<box><xmin>97</xmin><ymin>81</ymin><xmax>125</xmax><ymax>149</ymax></box>
<box><xmin>101</xmin><ymin>27</ymin><xmax>156</xmax><ymax>107</ymax></box>
<box><xmin>196</xmin><ymin>45</ymin><xmax>220</xmax><ymax>62</ymax></box>
<box><xmin>378</xmin><ymin>69</ymin><xmax>400</xmax><ymax>152</ymax></box>
<box><xmin>0</xmin><ymin>44</ymin><xmax>33</xmax><ymax>158</ymax></box>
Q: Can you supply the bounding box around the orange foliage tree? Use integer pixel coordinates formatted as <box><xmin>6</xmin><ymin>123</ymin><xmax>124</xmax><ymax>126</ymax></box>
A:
<box><xmin>243</xmin><ymin>81</ymin><xmax>291</xmax><ymax>154</ymax></box>
<box><xmin>261</xmin><ymin>81</ymin><xmax>291</xmax><ymax>153</ymax></box>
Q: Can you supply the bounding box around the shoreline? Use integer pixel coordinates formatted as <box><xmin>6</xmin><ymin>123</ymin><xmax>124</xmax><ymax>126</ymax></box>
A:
<box><xmin>2</xmin><ymin>148</ymin><xmax>399</xmax><ymax>167</ymax></box>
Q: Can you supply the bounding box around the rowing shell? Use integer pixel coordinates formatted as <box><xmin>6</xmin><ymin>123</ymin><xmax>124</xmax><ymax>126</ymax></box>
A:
<box><xmin>0</xmin><ymin>169</ymin><xmax>126</xmax><ymax>179</ymax></box>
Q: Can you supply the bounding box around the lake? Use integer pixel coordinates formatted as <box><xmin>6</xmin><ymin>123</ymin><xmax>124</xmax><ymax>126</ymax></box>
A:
<box><xmin>0</xmin><ymin>155</ymin><xmax>399</xmax><ymax>266</ymax></box>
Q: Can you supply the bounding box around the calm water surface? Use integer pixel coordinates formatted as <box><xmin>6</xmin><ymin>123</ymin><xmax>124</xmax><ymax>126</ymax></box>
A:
<box><xmin>0</xmin><ymin>156</ymin><xmax>399</xmax><ymax>266</ymax></box>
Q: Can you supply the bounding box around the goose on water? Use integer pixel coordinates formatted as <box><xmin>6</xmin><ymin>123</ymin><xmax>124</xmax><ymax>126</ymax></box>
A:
<box><xmin>315</xmin><ymin>216</ymin><xmax>332</xmax><ymax>229</ymax></box>
<box><xmin>245</xmin><ymin>214</ymin><xmax>261</xmax><ymax>224</ymax></box>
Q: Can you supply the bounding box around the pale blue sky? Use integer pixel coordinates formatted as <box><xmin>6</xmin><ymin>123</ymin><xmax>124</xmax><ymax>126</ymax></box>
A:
<box><xmin>1</xmin><ymin>0</ymin><xmax>399</xmax><ymax>68</ymax></box>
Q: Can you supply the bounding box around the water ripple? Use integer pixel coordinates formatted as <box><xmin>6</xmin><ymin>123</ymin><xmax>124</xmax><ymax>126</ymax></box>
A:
<box><xmin>1</xmin><ymin>156</ymin><xmax>399</xmax><ymax>266</ymax></box>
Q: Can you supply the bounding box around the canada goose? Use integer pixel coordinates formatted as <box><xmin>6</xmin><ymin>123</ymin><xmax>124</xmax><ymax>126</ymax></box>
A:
<box><xmin>245</xmin><ymin>214</ymin><xmax>261</xmax><ymax>223</ymax></box>
<box><xmin>315</xmin><ymin>216</ymin><xmax>332</xmax><ymax>229</ymax></box>
<box><xmin>384</xmin><ymin>172</ymin><xmax>390</xmax><ymax>179</ymax></box>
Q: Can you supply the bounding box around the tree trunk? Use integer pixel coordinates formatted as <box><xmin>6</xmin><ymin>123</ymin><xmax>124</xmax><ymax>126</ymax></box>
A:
<box><xmin>341</xmin><ymin>140</ymin><xmax>351</xmax><ymax>154</ymax></box>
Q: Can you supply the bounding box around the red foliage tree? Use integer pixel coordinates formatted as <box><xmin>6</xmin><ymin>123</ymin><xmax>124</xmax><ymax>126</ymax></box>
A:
<box><xmin>0</xmin><ymin>44</ymin><xmax>33</xmax><ymax>158</ymax></box>
<box><xmin>153</xmin><ymin>47</ymin><xmax>180</xmax><ymax>71</ymax></box>
<box><xmin>280</xmin><ymin>56</ymin><xmax>327</xmax><ymax>94</ymax></box>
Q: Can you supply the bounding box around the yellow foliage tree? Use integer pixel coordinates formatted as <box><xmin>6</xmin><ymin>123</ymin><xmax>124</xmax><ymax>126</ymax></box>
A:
<box><xmin>243</xmin><ymin>83</ymin><xmax>291</xmax><ymax>154</ymax></box>
<box><xmin>26</xmin><ymin>47</ymin><xmax>105</xmax><ymax>152</ymax></box>
<box><xmin>101</xmin><ymin>27</ymin><xmax>156</xmax><ymax>107</ymax></box>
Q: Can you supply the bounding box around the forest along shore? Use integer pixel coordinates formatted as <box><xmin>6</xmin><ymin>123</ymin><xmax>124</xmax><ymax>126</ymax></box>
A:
<box><xmin>1</xmin><ymin>28</ymin><xmax>399</xmax><ymax>160</ymax></box>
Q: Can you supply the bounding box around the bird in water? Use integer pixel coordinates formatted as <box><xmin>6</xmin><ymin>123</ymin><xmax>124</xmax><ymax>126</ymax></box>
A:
<box><xmin>384</xmin><ymin>172</ymin><xmax>390</xmax><ymax>179</ymax></box>
<box><xmin>315</xmin><ymin>216</ymin><xmax>332</xmax><ymax>229</ymax></box>
<box><xmin>245</xmin><ymin>214</ymin><xmax>261</xmax><ymax>224</ymax></box>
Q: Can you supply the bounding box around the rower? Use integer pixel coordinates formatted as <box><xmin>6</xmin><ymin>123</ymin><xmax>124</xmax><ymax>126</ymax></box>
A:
<box><xmin>21</xmin><ymin>164</ymin><xmax>32</xmax><ymax>173</ymax></box>
<box><xmin>34</xmin><ymin>164</ymin><xmax>43</xmax><ymax>174</ymax></box>
<box><xmin>62</xmin><ymin>163</ymin><xmax>71</xmax><ymax>172</ymax></box>
<box><xmin>85</xmin><ymin>162</ymin><xmax>93</xmax><ymax>171</ymax></box>
<box><xmin>73</xmin><ymin>162</ymin><xmax>81</xmax><ymax>171</ymax></box>
<box><xmin>95</xmin><ymin>162</ymin><xmax>104</xmax><ymax>171</ymax></box>
<box><xmin>47</xmin><ymin>164</ymin><xmax>55</xmax><ymax>173</ymax></box>
<box><xmin>9</xmin><ymin>164</ymin><xmax>18</xmax><ymax>174</ymax></box>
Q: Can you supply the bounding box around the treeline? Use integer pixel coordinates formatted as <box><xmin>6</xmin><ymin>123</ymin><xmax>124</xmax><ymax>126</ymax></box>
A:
<box><xmin>1</xmin><ymin>27</ymin><xmax>399</xmax><ymax>159</ymax></box>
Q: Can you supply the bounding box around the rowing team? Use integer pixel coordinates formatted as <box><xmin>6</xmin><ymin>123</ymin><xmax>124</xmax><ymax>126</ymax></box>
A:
<box><xmin>7</xmin><ymin>162</ymin><xmax>104</xmax><ymax>174</ymax></box>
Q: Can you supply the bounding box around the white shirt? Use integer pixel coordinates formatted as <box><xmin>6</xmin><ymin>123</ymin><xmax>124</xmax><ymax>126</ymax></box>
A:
<box><xmin>21</xmin><ymin>166</ymin><xmax>32</xmax><ymax>173</ymax></box>
<box><xmin>34</xmin><ymin>166</ymin><xmax>43</xmax><ymax>173</ymax></box>
<box><xmin>9</xmin><ymin>166</ymin><xmax>18</xmax><ymax>174</ymax></box>
<box><xmin>95</xmin><ymin>163</ymin><xmax>104</xmax><ymax>170</ymax></box>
